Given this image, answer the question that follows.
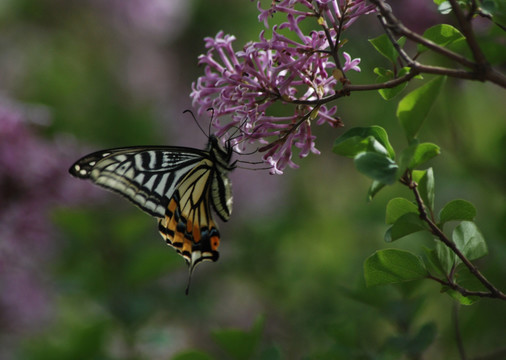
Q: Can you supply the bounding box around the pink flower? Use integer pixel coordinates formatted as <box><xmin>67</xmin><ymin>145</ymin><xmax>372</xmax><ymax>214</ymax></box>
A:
<box><xmin>191</xmin><ymin>0</ymin><xmax>374</xmax><ymax>173</ymax></box>
<box><xmin>343</xmin><ymin>51</ymin><xmax>361</xmax><ymax>72</ymax></box>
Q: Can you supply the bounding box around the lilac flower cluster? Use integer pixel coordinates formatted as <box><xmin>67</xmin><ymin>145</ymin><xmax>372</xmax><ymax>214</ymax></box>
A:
<box><xmin>191</xmin><ymin>0</ymin><xmax>375</xmax><ymax>174</ymax></box>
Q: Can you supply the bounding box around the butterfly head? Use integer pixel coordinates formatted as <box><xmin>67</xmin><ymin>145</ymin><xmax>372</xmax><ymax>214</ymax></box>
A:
<box><xmin>207</xmin><ymin>134</ymin><xmax>235</xmax><ymax>171</ymax></box>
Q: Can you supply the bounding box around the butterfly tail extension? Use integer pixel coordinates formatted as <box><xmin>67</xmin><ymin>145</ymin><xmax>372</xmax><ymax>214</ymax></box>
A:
<box><xmin>158</xmin><ymin>192</ymin><xmax>220</xmax><ymax>280</ymax></box>
<box><xmin>185</xmin><ymin>226</ymin><xmax>221</xmax><ymax>295</ymax></box>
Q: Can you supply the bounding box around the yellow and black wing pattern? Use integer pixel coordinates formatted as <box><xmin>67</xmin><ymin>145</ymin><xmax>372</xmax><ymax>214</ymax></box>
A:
<box><xmin>69</xmin><ymin>135</ymin><xmax>234</xmax><ymax>290</ymax></box>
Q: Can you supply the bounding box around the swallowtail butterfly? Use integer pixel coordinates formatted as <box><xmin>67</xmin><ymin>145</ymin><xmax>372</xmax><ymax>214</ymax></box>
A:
<box><xmin>69</xmin><ymin>135</ymin><xmax>234</xmax><ymax>294</ymax></box>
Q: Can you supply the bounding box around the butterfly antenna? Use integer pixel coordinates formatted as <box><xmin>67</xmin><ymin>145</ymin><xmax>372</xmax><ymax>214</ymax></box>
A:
<box><xmin>235</xmin><ymin>159</ymin><xmax>264</xmax><ymax>164</ymax></box>
<box><xmin>228</xmin><ymin>120</ymin><xmax>245</xmax><ymax>140</ymax></box>
<box><xmin>235</xmin><ymin>158</ymin><xmax>273</xmax><ymax>171</ymax></box>
<box><xmin>236</xmin><ymin>165</ymin><xmax>273</xmax><ymax>171</ymax></box>
<box><xmin>183</xmin><ymin>109</ymin><xmax>207</xmax><ymax>138</ymax></box>
<box><xmin>228</xmin><ymin>120</ymin><xmax>269</xmax><ymax>149</ymax></box>
<box><xmin>206</xmin><ymin>107</ymin><xmax>215</xmax><ymax>136</ymax></box>
<box><xmin>230</xmin><ymin>115</ymin><xmax>255</xmax><ymax>141</ymax></box>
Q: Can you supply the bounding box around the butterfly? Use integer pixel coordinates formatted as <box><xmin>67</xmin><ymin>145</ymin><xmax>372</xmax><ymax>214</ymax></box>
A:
<box><xmin>69</xmin><ymin>135</ymin><xmax>234</xmax><ymax>294</ymax></box>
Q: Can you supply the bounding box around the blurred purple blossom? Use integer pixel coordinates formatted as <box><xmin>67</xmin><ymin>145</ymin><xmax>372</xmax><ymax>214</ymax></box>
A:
<box><xmin>389</xmin><ymin>0</ymin><xmax>444</xmax><ymax>34</ymax></box>
<box><xmin>191</xmin><ymin>0</ymin><xmax>375</xmax><ymax>174</ymax></box>
<box><xmin>94</xmin><ymin>0</ymin><xmax>190</xmax><ymax>39</ymax></box>
<box><xmin>0</xmin><ymin>98</ymin><xmax>96</xmax><ymax>336</ymax></box>
<box><xmin>89</xmin><ymin>0</ymin><xmax>192</xmax><ymax>104</ymax></box>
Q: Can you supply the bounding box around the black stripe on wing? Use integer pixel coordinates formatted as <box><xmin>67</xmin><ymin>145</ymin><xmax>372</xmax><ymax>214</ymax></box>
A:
<box><xmin>210</xmin><ymin>170</ymin><xmax>232</xmax><ymax>222</ymax></box>
<box><xmin>157</xmin><ymin>160</ymin><xmax>221</xmax><ymax>271</ymax></box>
<box><xmin>69</xmin><ymin>146</ymin><xmax>211</xmax><ymax>217</ymax></box>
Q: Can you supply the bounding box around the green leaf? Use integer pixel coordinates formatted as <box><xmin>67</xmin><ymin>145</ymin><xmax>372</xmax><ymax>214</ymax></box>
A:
<box><xmin>369</xmin><ymin>34</ymin><xmax>406</xmax><ymax>64</ymax></box>
<box><xmin>385</xmin><ymin>198</ymin><xmax>419</xmax><ymax>225</ymax></box>
<box><xmin>440</xmin><ymin>261</ymin><xmax>486</xmax><ymax>304</ymax></box>
<box><xmin>367</xmin><ymin>180</ymin><xmax>386</xmax><ymax>201</ymax></box>
<box><xmin>172</xmin><ymin>351</ymin><xmax>215</xmax><ymax>360</ymax></box>
<box><xmin>385</xmin><ymin>213</ymin><xmax>426</xmax><ymax>242</ymax></box>
<box><xmin>333</xmin><ymin>136</ymin><xmax>388</xmax><ymax>158</ymax></box>
<box><xmin>456</xmin><ymin>264</ymin><xmax>489</xmax><ymax>290</ymax></box>
<box><xmin>333</xmin><ymin>126</ymin><xmax>395</xmax><ymax>158</ymax></box>
<box><xmin>452</xmin><ymin>221</ymin><xmax>488</xmax><ymax>261</ymax></box>
<box><xmin>332</xmin><ymin>136</ymin><xmax>369</xmax><ymax>158</ymax></box>
<box><xmin>397</xmin><ymin>76</ymin><xmax>446</xmax><ymax>141</ymax></box>
<box><xmin>418</xmin><ymin>24</ymin><xmax>464</xmax><ymax>53</ymax></box>
<box><xmin>435</xmin><ymin>241</ymin><xmax>456</xmax><ymax>273</ymax></box>
<box><xmin>447</xmin><ymin>37</ymin><xmax>472</xmax><ymax>58</ymax></box>
<box><xmin>396</xmin><ymin>141</ymin><xmax>439</xmax><ymax>178</ymax></box>
<box><xmin>366</xmin><ymin>137</ymin><xmax>390</xmax><ymax>156</ymax></box>
<box><xmin>413</xmin><ymin>168</ymin><xmax>435</xmax><ymax>212</ymax></box>
<box><xmin>437</xmin><ymin>1</ymin><xmax>453</xmax><ymax>14</ymax></box>
<box><xmin>408</xmin><ymin>143</ymin><xmax>440</xmax><ymax>169</ymax></box>
<box><xmin>212</xmin><ymin>316</ymin><xmax>264</xmax><ymax>360</ymax></box>
<box><xmin>397</xmin><ymin>141</ymin><xmax>419</xmax><ymax>178</ymax></box>
<box><xmin>373</xmin><ymin>67</ymin><xmax>388</xmax><ymax>76</ymax></box>
<box><xmin>364</xmin><ymin>249</ymin><xmax>428</xmax><ymax>287</ymax></box>
<box><xmin>439</xmin><ymin>200</ymin><xmax>476</xmax><ymax>225</ymax></box>
<box><xmin>355</xmin><ymin>152</ymin><xmax>398</xmax><ymax>185</ymax></box>
<box><xmin>422</xmin><ymin>247</ymin><xmax>445</xmax><ymax>276</ymax></box>
<box><xmin>484</xmin><ymin>0</ymin><xmax>506</xmax><ymax>28</ymax></box>
<box><xmin>375</xmin><ymin>67</ymin><xmax>410</xmax><ymax>100</ymax></box>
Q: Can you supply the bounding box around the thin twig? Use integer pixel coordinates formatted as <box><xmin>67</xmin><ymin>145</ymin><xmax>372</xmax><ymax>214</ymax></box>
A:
<box><xmin>427</xmin><ymin>274</ymin><xmax>503</xmax><ymax>299</ymax></box>
<box><xmin>289</xmin><ymin>67</ymin><xmax>421</xmax><ymax>106</ymax></box>
<box><xmin>291</xmin><ymin>0</ymin><xmax>506</xmax><ymax>109</ymax></box>
<box><xmin>288</xmin><ymin>61</ymin><xmax>495</xmax><ymax>106</ymax></box>
<box><xmin>409</xmin><ymin>181</ymin><xmax>506</xmax><ymax>301</ymax></box>
<box><xmin>370</xmin><ymin>0</ymin><xmax>476</xmax><ymax>68</ymax></box>
<box><xmin>373</xmin><ymin>9</ymin><xmax>501</xmax><ymax>84</ymax></box>
<box><xmin>375</xmin><ymin>9</ymin><xmax>415</xmax><ymax>68</ymax></box>
<box><xmin>369</xmin><ymin>0</ymin><xmax>506</xmax><ymax>88</ymax></box>
<box><xmin>447</xmin><ymin>0</ymin><xmax>488</xmax><ymax>67</ymax></box>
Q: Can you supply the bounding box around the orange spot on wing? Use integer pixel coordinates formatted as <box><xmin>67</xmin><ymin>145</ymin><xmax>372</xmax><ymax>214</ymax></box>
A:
<box><xmin>168</xmin><ymin>215</ymin><xmax>177</xmax><ymax>232</ymax></box>
<box><xmin>193</xmin><ymin>226</ymin><xmax>201</xmax><ymax>243</ymax></box>
<box><xmin>173</xmin><ymin>230</ymin><xmax>184</xmax><ymax>247</ymax></box>
<box><xmin>168</xmin><ymin>198</ymin><xmax>178</xmax><ymax>213</ymax></box>
<box><xmin>186</xmin><ymin>217</ymin><xmax>193</xmax><ymax>233</ymax></box>
<box><xmin>210</xmin><ymin>236</ymin><xmax>220</xmax><ymax>251</ymax></box>
<box><xmin>182</xmin><ymin>238</ymin><xmax>192</xmax><ymax>254</ymax></box>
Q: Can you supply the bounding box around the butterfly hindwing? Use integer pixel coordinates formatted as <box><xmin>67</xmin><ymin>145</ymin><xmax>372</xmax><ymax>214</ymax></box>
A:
<box><xmin>158</xmin><ymin>158</ymin><xmax>220</xmax><ymax>268</ymax></box>
<box><xmin>69</xmin><ymin>136</ymin><xmax>234</xmax><ymax>291</ymax></box>
<box><xmin>211</xmin><ymin>169</ymin><xmax>233</xmax><ymax>221</ymax></box>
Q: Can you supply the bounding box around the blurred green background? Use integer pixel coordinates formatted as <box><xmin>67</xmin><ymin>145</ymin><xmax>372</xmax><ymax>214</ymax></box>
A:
<box><xmin>1</xmin><ymin>0</ymin><xmax>505</xmax><ymax>359</ymax></box>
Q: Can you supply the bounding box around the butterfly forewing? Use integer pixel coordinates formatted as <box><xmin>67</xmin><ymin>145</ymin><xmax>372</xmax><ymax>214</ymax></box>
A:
<box><xmin>69</xmin><ymin>136</ymin><xmax>234</xmax><ymax>292</ymax></box>
<box><xmin>70</xmin><ymin>146</ymin><xmax>208</xmax><ymax>217</ymax></box>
